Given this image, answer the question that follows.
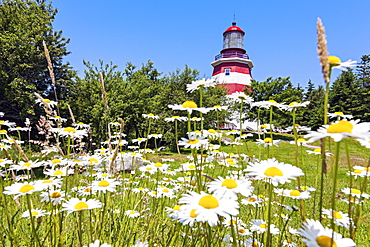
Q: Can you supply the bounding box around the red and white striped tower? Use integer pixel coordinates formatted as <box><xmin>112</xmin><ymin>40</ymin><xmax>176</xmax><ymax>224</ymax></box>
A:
<box><xmin>211</xmin><ymin>22</ymin><xmax>254</xmax><ymax>94</ymax></box>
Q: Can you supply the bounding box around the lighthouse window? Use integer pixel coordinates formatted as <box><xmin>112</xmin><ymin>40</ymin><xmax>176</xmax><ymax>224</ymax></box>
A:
<box><xmin>225</xmin><ymin>68</ymin><xmax>231</xmax><ymax>76</ymax></box>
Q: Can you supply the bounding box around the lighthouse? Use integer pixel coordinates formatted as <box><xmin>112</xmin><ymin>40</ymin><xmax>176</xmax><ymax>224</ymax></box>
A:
<box><xmin>211</xmin><ymin>22</ymin><xmax>254</xmax><ymax>94</ymax></box>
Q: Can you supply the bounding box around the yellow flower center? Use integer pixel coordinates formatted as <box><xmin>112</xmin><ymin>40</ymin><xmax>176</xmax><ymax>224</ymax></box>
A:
<box><xmin>297</xmin><ymin>138</ymin><xmax>306</xmax><ymax>142</ymax></box>
<box><xmin>74</xmin><ymin>202</ymin><xmax>88</xmax><ymax>210</ymax></box>
<box><xmin>42</xmin><ymin>180</ymin><xmax>53</xmax><ymax>184</ymax></box>
<box><xmin>22</xmin><ymin>162</ymin><xmax>32</xmax><ymax>167</ymax></box>
<box><xmin>63</xmin><ymin>127</ymin><xmax>76</xmax><ymax>133</ymax></box>
<box><xmin>314</xmin><ymin>148</ymin><xmax>321</xmax><ymax>152</ymax></box>
<box><xmin>260</xmin><ymin>124</ymin><xmax>268</xmax><ymax>129</ymax></box>
<box><xmin>334</xmin><ymin>112</ymin><xmax>344</xmax><ymax>115</ymax></box>
<box><xmin>155</xmin><ymin>162</ymin><xmax>163</xmax><ymax>167</ymax></box>
<box><xmin>290</xmin><ymin>190</ymin><xmax>301</xmax><ymax>197</ymax></box>
<box><xmin>19</xmin><ymin>184</ymin><xmax>34</xmax><ymax>193</ymax></box>
<box><xmin>248</xmin><ymin>197</ymin><xmax>256</xmax><ymax>202</ymax></box>
<box><xmin>148</xmin><ymin>113</ymin><xmax>154</xmax><ymax>116</ymax></box>
<box><xmin>53</xmin><ymin>170</ymin><xmax>64</xmax><ymax>176</ymax></box>
<box><xmin>289</xmin><ymin>102</ymin><xmax>298</xmax><ymax>106</ymax></box>
<box><xmin>89</xmin><ymin>158</ymin><xmax>99</xmax><ymax>164</ymax></box>
<box><xmin>316</xmin><ymin>236</ymin><xmax>337</xmax><ymax>247</ymax></box>
<box><xmin>354</xmin><ymin>169</ymin><xmax>362</xmax><ymax>174</ymax></box>
<box><xmin>259</xmin><ymin>224</ymin><xmax>266</xmax><ymax>228</ymax></box>
<box><xmin>208</xmin><ymin>129</ymin><xmax>216</xmax><ymax>134</ymax></box>
<box><xmin>0</xmin><ymin>130</ymin><xmax>7</xmax><ymax>134</ymax></box>
<box><xmin>238</xmin><ymin>229</ymin><xmax>247</xmax><ymax>233</ymax></box>
<box><xmin>214</xmin><ymin>105</ymin><xmax>221</xmax><ymax>108</ymax></box>
<box><xmin>268</xmin><ymin>100</ymin><xmax>277</xmax><ymax>103</ymax></box>
<box><xmin>198</xmin><ymin>195</ymin><xmax>219</xmax><ymax>209</ymax></box>
<box><xmin>328</xmin><ymin>56</ymin><xmax>341</xmax><ymax>66</ymax></box>
<box><xmin>332</xmin><ymin>211</ymin><xmax>342</xmax><ymax>219</ymax></box>
<box><xmin>43</xmin><ymin>99</ymin><xmax>51</xmax><ymax>103</ymax></box>
<box><xmin>252</xmin><ymin>242</ymin><xmax>259</xmax><ymax>247</ymax></box>
<box><xmin>190</xmin><ymin>209</ymin><xmax>198</xmax><ymax>218</ymax></box>
<box><xmin>188</xmin><ymin>165</ymin><xmax>196</xmax><ymax>169</ymax></box>
<box><xmin>145</xmin><ymin>167</ymin><xmax>152</xmax><ymax>170</ymax></box>
<box><xmin>350</xmin><ymin>189</ymin><xmax>361</xmax><ymax>194</ymax></box>
<box><xmin>162</xmin><ymin>189</ymin><xmax>169</xmax><ymax>193</ymax></box>
<box><xmin>221</xmin><ymin>179</ymin><xmax>238</xmax><ymax>189</ymax></box>
<box><xmin>182</xmin><ymin>101</ymin><xmax>198</xmax><ymax>108</ymax></box>
<box><xmin>51</xmin><ymin>159</ymin><xmax>61</xmax><ymax>164</ymax></box>
<box><xmin>31</xmin><ymin>211</ymin><xmax>39</xmax><ymax>216</ymax></box>
<box><xmin>173</xmin><ymin>205</ymin><xmax>181</xmax><ymax>210</ymax></box>
<box><xmin>98</xmin><ymin>181</ymin><xmax>110</xmax><ymax>187</ymax></box>
<box><xmin>84</xmin><ymin>188</ymin><xmax>91</xmax><ymax>192</ymax></box>
<box><xmin>78</xmin><ymin>122</ymin><xmax>85</xmax><ymax>125</ymax></box>
<box><xmin>264</xmin><ymin>138</ymin><xmax>273</xmax><ymax>143</ymax></box>
<box><xmin>264</xmin><ymin>167</ymin><xmax>283</xmax><ymax>177</ymax></box>
<box><xmin>301</xmin><ymin>186</ymin><xmax>309</xmax><ymax>190</ymax></box>
<box><xmin>50</xmin><ymin>192</ymin><xmax>62</xmax><ymax>198</ymax></box>
<box><xmin>188</xmin><ymin>139</ymin><xmax>199</xmax><ymax>145</ymax></box>
<box><xmin>327</xmin><ymin>120</ymin><xmax>353</xmax><ymax>133</ymax></box>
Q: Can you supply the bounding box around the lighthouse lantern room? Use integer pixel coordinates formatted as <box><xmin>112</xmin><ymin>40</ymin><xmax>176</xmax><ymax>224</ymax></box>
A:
<box><xmin>211</xmin><ymin>22</ymin><xmax>254</xmax><ymax>94</ymax></box>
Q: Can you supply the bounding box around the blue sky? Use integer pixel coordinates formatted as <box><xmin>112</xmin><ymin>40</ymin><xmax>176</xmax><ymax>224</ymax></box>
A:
<box><xmin>52</xmin><ymin>0</ymin><xmax>370</xmax><ymax>87</ymax></box>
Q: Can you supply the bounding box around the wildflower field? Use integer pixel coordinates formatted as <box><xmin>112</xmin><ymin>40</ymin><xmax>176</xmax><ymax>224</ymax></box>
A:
<box><xmin>1</xmin><ymin>19</ymin><xmax>369</xmax><ymax>247</ymax></box>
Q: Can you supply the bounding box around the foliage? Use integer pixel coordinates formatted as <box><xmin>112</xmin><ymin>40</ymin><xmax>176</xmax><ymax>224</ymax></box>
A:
<box><xmin>299</xmin><ymin>81</ymin><xmax>324</xmax><ymax>130</ymax></box>
<box><xmin>249</xmin><ymin>77</ymin><xmax>304</xmax><ymax>127</ymax></box>
<box><xmin>329</xmin><ymin>69</ymin><xmax>366</xmax><ymax>120</ymax></box>
<box><xmin>68</xmin><ymin>61</ymin><xmax>228</xmax><ymax>148</ymax></box>
<box><xmin>0</xmin><ymin>0</ymin><xmax>74</xmax><ymax>123</ymax></box>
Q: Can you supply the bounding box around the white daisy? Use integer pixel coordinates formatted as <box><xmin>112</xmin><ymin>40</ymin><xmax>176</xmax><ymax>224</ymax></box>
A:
<box><xmin>83</xmin><ymin>240</ymin><xmax>112</xmax><ymax>247</ymax></box>
<box><xmin>142</xmin><ymin>113</ymin><xmax>159</xmax><ymax>119</ymax></box>
<box><xmin>322</xmin><ymin>209</ymin><xmax>353</xmax><ymax>229</ymax></box>
<box><xmin>207</xmin><ymin>176</ymin><xmax>253</xmax><ymax>199</ymax></box>
<box><xmin>40</xmin><ymin>190</ymin><xmax>65</xmax><ymax>205</ymax></box>
<box><xmin>298</xmin><ymin>219</ymin><xmax>356</xmax><ymax>247</ymax></box>
<box><xmin>341</xmin><ymin>188</ymin><xmax>370</xmax><ymax>199</ymax></box>
<box><xmin>255</xmin><ymin>138</ymin><xmax>281</xmax><ymax>147</ymax></box>
<box><xmin>3</xmin><ymin>181</ymin><xmax>42</xmax><ymax>199</ymax></box>
<box><xmin>329</xmin><ymin>56</ymin><xmax>357</xmax><ymax>71</ymax></box>
<box><xmin>179</xmin><ymin>191</ymin><xmax>239</xmax><ymax>226</ymax></box>
<box><xmin>125</xmin><ymin>210</ymin><xmax>140</xmax><ymax>218</ymax></box>
<box><xmin>62</xmin><ymin>198</ymin><xmax>103</xmax><ymax>213</ymax></box>
<box><xmin>91</xmin><ymin>179</ymin><xmax>121</xmax><ymax>193</ymax></box>
<box><xmin>186</xmin><ymin>78</ymin><xmax>217</xmax><ymax>92</ymax></box>
<box><xmin>328</xmin><ymin>112</ymin><xmax>353</xmax><ymax>120</ymax></box>
<box><xmin>305</xmin><ymin>120</ymin><xmax>370</xmax><ymax>143</ymax></box>
<box><xmin>22</xmin><ymin>208</ymin><xmax>49</xmax><ymax>218</ymax></box>
<box><xmin>178</xmin><ymin>133</ymin><xmax>208</xmax><ymax>149</ymax></box>
<box><xmin>245</xmin><ymin>158</ymin><xmax>304</xmax><ymax>186</ymax></box>
<box><xmin>227</xmin><ymin>91</ymin><xmax>253</xmax><ymax>104</ymax></box>
<box><xmin>250</xmin><ymin>219</ymin><xmax>279</xmax><ymax>235</ymax></box>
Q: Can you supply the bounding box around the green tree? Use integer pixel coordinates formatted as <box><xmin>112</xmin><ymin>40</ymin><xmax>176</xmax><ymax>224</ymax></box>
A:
<box><xmin>300</xmin><ymin>81</ymin><xmax>324</xmax><ymax>129</ymax></box>
<box><xmin>68</xmin><ymin>61</ymin><xmax>228</xmax><ymax>149</ymax></box>
<box><xmin>0</xmin><ymin>0</ymin><xmax>74</xmax><ymax>122</ymax></box>
<box><xmin>356</xmin><ymin>54</ymin><xmax>370</xmax><ymax>121</ymax></box>
<box><xmin>329</xmin><ymin>69</ymin><xmax>365</xmax><ymax>120</ymax></box>
<box><xmin>250</xmin><ymin>77</ymin><xmax>304</xmax><ymax>127</ymax></box>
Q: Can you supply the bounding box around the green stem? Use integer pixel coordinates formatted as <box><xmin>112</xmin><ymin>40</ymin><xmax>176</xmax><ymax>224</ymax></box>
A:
<box><xmin>78</xmin><ymin>211</ymin><xmax>83</xmax><ymax>247</ymax></box>
<box><xmin>330</xmin><ymin>141</ymin><xmax>340</xmax><ymax>244</ymax></box>
<box><xmin>187</xmin><ymin>112</ymin><xmax>191</xmax><ymax>133</ymax></box>
<box><xmin>144</xmin><ymin>119</ymin><xmax>152</xmax><ymax>150</ymax></box>
<box><xmin>175</xmin><ymin>120</ymin><xmax>180</xmax><ymax>154</ymax></box>
<box><xmin>26</xmin><ymin>194</ymin><xmax>41</xmax><ymax>247</ymax></box>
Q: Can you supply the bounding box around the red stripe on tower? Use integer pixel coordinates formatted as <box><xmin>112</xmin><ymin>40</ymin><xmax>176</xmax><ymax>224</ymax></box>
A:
<box><xmin>211</xmin><ymin>22</ymin><xmax>254</xmax><ymax>94</ymax></box>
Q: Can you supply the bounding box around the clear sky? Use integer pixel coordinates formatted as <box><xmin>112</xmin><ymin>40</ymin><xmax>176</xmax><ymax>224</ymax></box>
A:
<box><xmin>52</xmin><ymin>0</ymin><xmax>370</xmax><ymax>87</ymax></box>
